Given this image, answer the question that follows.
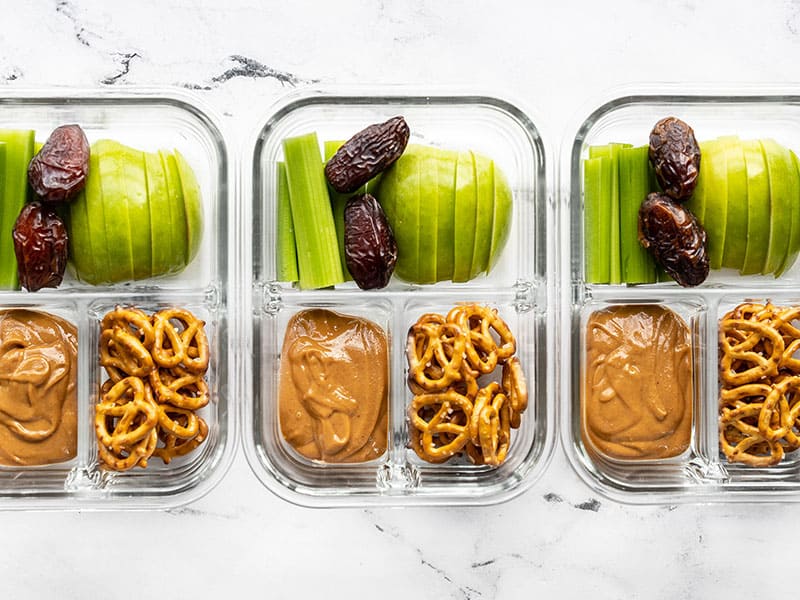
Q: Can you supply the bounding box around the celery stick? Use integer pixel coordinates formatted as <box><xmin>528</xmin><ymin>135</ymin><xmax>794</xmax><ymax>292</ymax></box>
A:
<box><xmin>619</xmin><ymin>145</ymin><xmax>656</xmax><ymax>284</ymax></box>
<box><xmin>283</xmin><ymin>133</ymin><xmax>343</xmax><ymax>289</ymax></box>
<box><xmin>276</xmin><ymin>162</ymin><xmax>299</xmax><ymax>282</ymax></box>
<box><xmin>583</xmin><ymin>157</ymin><xmax>608</xmax><ymax>283</ymax></box>
<box><xmin>323</xmin><ymin>140</ymin><xmax>353</xmax><ymax>282</ymax></box>
<box><xmin>0</xmin><ymin>130</ymin><xmax>34</xmax><ymax>289</ymax></box>
<box><xmin>607</xmin><ymin>143</ymin><xmax>631</xmax><ymax>284</ymax></box>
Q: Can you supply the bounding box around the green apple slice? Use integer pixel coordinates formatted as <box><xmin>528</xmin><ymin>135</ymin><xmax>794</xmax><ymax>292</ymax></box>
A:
<box><xmin>488</xmin><ymin>160</ymin><xmax>513</xmax><ymax>272</ymax></box>
<box><xmin>740</xmin><ymin>139</ymin><xmax>771</xmax><ymax>275</ymax></box>
<box><xmin>68</xmin><ymin>159</ymin><xmax>95</xmax><ymax>283</ymax></box>
<box><xmin>378</xmin><ymin>148</ymin><xmax>420</xmax><ymax>282</ymax></box>
<box><xmin>160</xmin><ymin>150</ymin><xmax>189</xmax><ymax>269</ymax></box>
<box><xmin>81</xmin><ymin>145</ymin><xmax>111</xmax><ymax>283</ymax></box>
<box><xmin>174</xmin><ymin>149</ymin><xmax>204</xmax><ymax>265</ymax></box>
<box><xmin>416</xmin><ymin>150</ymin><xmax>438</xmax><ymax>284</ymax></box>
<box><xmin>721</xmin><ymin>136</ymin><xmax>748</xmax><ymax>271</ymax></box>
<box><xmin>452</xmin><ymin>151</ymin><xmax>477</xmax><ymax>283</ymax></box>
<box><xmin>120</xmin><ymin>145</ymin><xmax>151</xmax><ymax>280</ymax></box>
<box><xmin>699</xmin><ymin>138</ymin><xmax>728</xmax><ymax>270</ymax></box>
<box><xmin>470</xmin><ymin>150</ymin><xmax>494</xmax><ymax>279</ymax></box>
<box><xmin>144</xmin><ymin>149</ymin><xmax>177</xmax><ymax>277</ymax></box>
<box><xmin>774</xmin><ymin>146</ymin><xmax>800</xmax><ymax>276</ymax></box>
<box><xmin>685</xmin><ymin>142</ymin><xmax>710</xmax><ymax>231</ymax></box>
<box><xmin>434</xmin><ymin>148</ymin><xmax>457</xmax><ymax>282</ymax></box>
<box><xmin>761</xmin><ymin>139</ymin><xmax>793</xmax><ymax>275</ymax></box>
<box><xmin>95</xmin><ymin>139</ymin><xmax>134</xmax><ymax>283</ymax></box>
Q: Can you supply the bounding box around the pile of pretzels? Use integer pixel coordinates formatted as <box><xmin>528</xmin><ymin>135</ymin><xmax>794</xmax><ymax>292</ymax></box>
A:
<box><xmin>96</xmin><ymin>306</ymin><xmax>210</xmax><ymax>471</ymax></box>
<box><xmin>719</xmin><ymin>302</ymin><xmax>800</xmax><ymax>467</ymax></box>
<box><xmin>406</xmin><ymin>304</ymin><xmax>528</xmax><ymax>466</ymax></box>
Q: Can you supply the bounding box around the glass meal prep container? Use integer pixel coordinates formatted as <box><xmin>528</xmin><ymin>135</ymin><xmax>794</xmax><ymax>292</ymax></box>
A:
<box><xmin>0</xmin><ymin>90</ymin><xmax>233</xmax><ymax>509</ymax></box>
<box><xmin>561</xmin><ymin>88</ymin><xmax>800</xmax><ymax>503</ymax></box>
<box><xmin>243</xmin><ymin>89</ymin><xmax>555</xmax><ymax>506</ymax></box>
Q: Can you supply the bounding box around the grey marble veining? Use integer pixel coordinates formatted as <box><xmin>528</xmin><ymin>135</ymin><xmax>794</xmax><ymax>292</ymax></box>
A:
<box><xmin>0</xmin><ymin>0</ymin><xmax>798</xmax><ymax>598</ymax></box>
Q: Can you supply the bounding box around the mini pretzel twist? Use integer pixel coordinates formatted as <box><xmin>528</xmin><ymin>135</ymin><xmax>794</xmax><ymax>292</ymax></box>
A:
<box><xmin>95</xmin><ymin>376</ymin><xmax>158</xmax><ymax>456</ymax></box>
<box><xmin>406</xmin><ymin>321</ymin><xmax>465</xmax><ymax>391</ymax></box>
<box><xmin>153</xmin><ymin>308</ymin><xmax>210</xmax><ymax>373</ymax></box>
<box><xmin>99</xmin><ymin>327</ymin><xmax>155</xmax><ymax>378</ymax></box>
<box><xmin>447</xmin><ymin>304</ymin><xmax>516</xmax><ymax>374</ymax></box>
<box><xmin>149</xmin><ymin>366</ymin><xmax>209</xmax><ymax>410</ymax></box>
<box><xmin>101</xmin><ymin>307</ymin><xmax>155</xmax><ymax>349</ymax></box>
<box><xmin>502</xmin><ymin>356</ymin><xmax>528</xmax><ymax>429</ymax></box>
<box><xmin>153</xmin><ymin>417</ymin><xmax>209</xmax><ymax>464</ymax></box>
<box><xmin>408</xmin><ymin>391</ymin><xmax>473</xmax><ymax>462</ymax></box>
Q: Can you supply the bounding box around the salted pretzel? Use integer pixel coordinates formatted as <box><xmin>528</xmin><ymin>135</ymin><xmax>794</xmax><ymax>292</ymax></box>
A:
<box><xmin>447</xmin><ymin>304</ymin><xmax>516</xmax><ymax>374</ymax></box>
<box><xmin>152</xmin><ymin>308</ymin><xmax>209</xmax><ymax>373</ymax></box>
<box><xmin>95</xmin><ymin>376</ymin><xmax>158</xmax><ymax>452</ymax></box>
<box><xmin>407</xmin><ymin>321</ymin><xmax>465</xmax><ymax>391</ymax></box>
<box><xmin>99</xmin><ymin>327</ymin><xmax>156</xmax><ymax>378</ymax></box>
<box><xmin>502</xmin><ymin>356</ymin><xmax>528</xmax><ymax>428</ymax></box>
<box><xmin>719</xmin><ymin>318</ymin><xmax>784</xmax><ymax>386</ymax></box>
<box><xmin>98</xmin><ymin>428</ymin><xmax>158</xmax><ymax>471</ymax></box>
<box><xmin>149</xmin><ymin>365</ymin><xmax>209</xmax><ymax>410</ymax></box>
<box><xmin>408</xmin><ymin>391</ymin><xmax>473</xmax><ymax>461</ymax></box>
<box><xmin>101</xmin><ymin>306</ymin><xmax>155</xmax><ymax>349</ymax></box>
<box><xmin>153</xmin><ymin>417</ymin><xmax>209</xmax><ymax>464</ymax></box>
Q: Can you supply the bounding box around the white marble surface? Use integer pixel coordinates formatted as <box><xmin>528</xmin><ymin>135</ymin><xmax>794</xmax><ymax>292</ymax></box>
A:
<box><xmin>1</xmin><ymin>1</ymin><xmax>799</xmax><ymax>597</ymax></box>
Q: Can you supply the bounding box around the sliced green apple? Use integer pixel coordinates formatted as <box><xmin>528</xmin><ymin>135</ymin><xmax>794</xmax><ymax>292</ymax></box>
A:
<box><xmin>470</xmin><ymin>150</ymin><xmax>494</xmax><ymax>279</ymax></box>
<box><xmin>761</xmin><ymin>139</ymin><xmax>793</xmax><ymax>275</ymax></box>
<box><xmin>685</xmin><ymin>141</ymin><xmax>711</xmax><ymax>232</ymax></box>
<box><xmin>740</xmin><ymin>139</ymin><xmax>771</xmax><ymax>275</ymax></box>
<box><xmin>699</xmin><ymin>138</ymin><xmax>728</xmax><ymax>270</ymax></box>
<box><xmin>416</xmin><ymin>150</ymin><xmax>438</xmax><ymax>284</ymax></box>
<box><xmin>378</xmin><ymin>148</ymin><xmax>420</xmax><ymax>282</ymax></box>
<box><xmin>95</xmin><ymin>139</ymin><xmax>134</xmax><ymax>283</ymax></box>
<box><xmin>144</xmin><ymin>149</ymin><xmax>176</xmax><ymax>277</ymax></box>
<box><xmin>119</xmin><ymin>144</ymin><xmax>151</xmax><ymax>280</ymax></box>
<box><xmin>774</xmin><ymin>146</ymin><xmax>800</xmax><ymax>276</ymax></box>
<box><xmin>160</xmin><ymin>150</ymin><xmax>189</xmax><ymax>268</ymax></box>
<box><xmin>452</xmin><ymin>150</ymin><xmax>478</xmax><ymax>283</ymax></box>
<box><xmin>721</xmin><ymin>136</ymin><xmax>748</xmax><ymax>271</ymax></box>
<box><xmin>173</xmin><ymin>149</ymin><xmax>203</xmax><ymax>265</ymax></box>
<box><xmin>434</xmin><ymin>148</ymin><xmax>457</xmax><ymax>282</ymax></box>
<box><xmin>489</xmin><ymin>160</ymin><xmax>512</xmax><ymax>272</ymax></box>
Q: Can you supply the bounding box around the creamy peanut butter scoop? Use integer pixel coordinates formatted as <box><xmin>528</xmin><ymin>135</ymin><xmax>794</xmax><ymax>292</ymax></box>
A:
<box><xmin>279</xmin><ymin>309</ymin><xmax>388</xmax><ymax>463</ymax></box>
<box><xmin>0</xmin><ymin>309</ymin><xmax>77</xmax><ymax>466</ymax></box>
<box><xmin>582</xmin><ymin>305</ymin><xmax>692</xmax><ymax>460</ymax></box>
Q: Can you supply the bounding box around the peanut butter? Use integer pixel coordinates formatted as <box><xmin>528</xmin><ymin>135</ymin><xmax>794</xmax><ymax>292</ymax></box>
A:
<box><xmin>0</xmin><ymin>309</ymin><xmax>77</xmax><ymax>466</ymax></box>
<box><xmin>582</xmin><ymin>305</ymin><xmax>692</xmax><ymax>460</ymax></box>
<box><xmin>279</xmin><ymin>309</ymin><xmax>388</xmax><ymax>463</ymax></box>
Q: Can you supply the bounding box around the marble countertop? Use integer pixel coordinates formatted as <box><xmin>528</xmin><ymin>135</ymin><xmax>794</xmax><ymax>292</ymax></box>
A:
<box><xmin>2</xmin><ymin>1</ymin><xmax>799</xmax><ymax>597</ymax></box>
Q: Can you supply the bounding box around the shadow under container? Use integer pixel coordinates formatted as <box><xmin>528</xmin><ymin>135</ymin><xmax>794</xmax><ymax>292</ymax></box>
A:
<box><xmin>561</xmin><ymin>89</ymin><xmax>800</xmax><ymax>503</ymax></box>
<box><xmin>244</xmin><ymin>89</ymin><xmax>555</xmax><ymax>507</ymax></box>
<box><xmin>0</xmin><ymin>91</ymin><xmax>233</xmax><ymax>509</ymax></box>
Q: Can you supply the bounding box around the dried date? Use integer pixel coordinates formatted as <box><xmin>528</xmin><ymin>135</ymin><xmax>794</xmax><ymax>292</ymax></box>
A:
<box><xmin>28</xmin><ymin>124</ymin><xmax>90</xmax><ymax>204</ymax></box>
<box><xmin>638</xmin><ymin>193</ymin><xmax>709</xmax><ymax>287</ymax></box>
<box><xmin>344</xmin><ymin>193</ymin><xmax>397</xmax><ymax>289</ymax></box>
<box><xmin>12</xmin><ymin>202</ymin><xmax>69</xmax><ymax>292</ymax></box>
<box><xmin>325</xmin><ymin>116</ymin><xmax>410</xmax><ymax>194</ymax></box>
<box><xmin>648</xmin><ymin>117</ymin><xmax>701</xmax><ymax>201</ymax></box>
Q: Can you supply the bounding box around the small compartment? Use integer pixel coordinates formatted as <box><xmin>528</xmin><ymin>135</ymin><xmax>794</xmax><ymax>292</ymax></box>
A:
<box><xmin>0</xmin><ymin>90</ymin><xmax>233</xmax><ymax>509</ymax></box>
<box><xmin>244</xmin><ymin>89</ymin><xmax>554</xmax><ymax>506</ymax></box>
<box><xmin>562</xmin><ymin>89</ymin><xmax>800</xmax><ymax>503</ymax></box>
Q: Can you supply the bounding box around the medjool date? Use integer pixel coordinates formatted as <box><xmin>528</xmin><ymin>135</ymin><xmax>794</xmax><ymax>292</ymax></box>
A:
<box><xmin>28</xmin><ymin>124</ymin><xmax>90</xmax><ymax>204</ymax></box>
<box><xmin>649</xmin><ymin>117</ymin><xmax>701</xmax><ymax>201</ymax></box>
<box><xmin>325</xmin><ymin>116</ymin><xmax>409</xmax><ymax>193</ymax></box>
<box><xmin>12</xmin><ymin>202</ymin><xmax>69</xmax><ymax>292</ymax></box>
<box><xmin>344</xmin><ymin>193</ymin><xmax>397</xmax><ymax>289</ymax></box>
<box><xmin>638</xmin><ymin>192</ymin><xmax>709</xmax><ymax>287</ymax></box>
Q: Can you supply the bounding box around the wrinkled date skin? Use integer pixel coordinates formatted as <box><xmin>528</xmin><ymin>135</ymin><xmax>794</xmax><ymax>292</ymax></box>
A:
<box><xmin>344</xmin><ymin>193</ymin><xmax>398</xmax><ymax>289</ymax></box>
<box><xmin>649</xmin><ymin>117</ymin><xmax>701</xmax><ymax>201</ymax></box>
<box><xmin>28</xmin><ymin>124</ymin><xmax>90</xmax><ymax>204</ymax></box>
<box><xmin>12</xmin><ymin>202</ymin><xmax>69</xmax><ymax>292</ymax></box>
<box><xmin>325</xmin><ymin>116</ymin><xmax>410</xmax><ymax>193</ymax></box>
<box><xmin>639</xmin><ymin>192</ymin><xmax>709</xmax><ymax>287</ymax></box>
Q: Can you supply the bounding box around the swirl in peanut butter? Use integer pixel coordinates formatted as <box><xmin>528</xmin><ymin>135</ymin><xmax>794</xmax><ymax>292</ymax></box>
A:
<box><xmin>0</xmin><ymin>310</ymin><xmax>78</xmax><ymax>466</ymax></box>
<box><xmin>582</xmin><ymin>305</ymin><xmax>692</xmax><ymax>460</ymax></box>
<box><xmin>279</xmin><ymin>309</ymin><xmax>388</xmax><ymax>462</ymax></box>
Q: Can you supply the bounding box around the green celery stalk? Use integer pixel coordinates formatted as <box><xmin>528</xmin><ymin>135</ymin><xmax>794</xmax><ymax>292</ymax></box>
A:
<box><xmin>276</xmin><ymin>162</ymin><xmax>299</xmax><ymax>282</ymax></box>
<box><xmin>283</xmin><ymin>132</ymin><xmax>343</xmax><ymax>289</ymax></box>
<box><xmin>583</xmin><ymin>156</ymin><xmax>609</xmax><ymax>283</ymax></box>
<box><xmin>607</xmin><ymin>143</ymin><xmax>631</xmax><ymax>284</ymax></box>
<box><xmin>0</xmin><ymin>130</ymin><xmax>34</xmax><ymax>288</ymax></box>
<box><xmin>619</xmin><ymin>145</ymin><xmax>657</xmax><ymax>283</ymax></box>
<box><xmin>323</xmin><ymin>140</ymin><xmax>353</xmax><ymax>282</ymax></box>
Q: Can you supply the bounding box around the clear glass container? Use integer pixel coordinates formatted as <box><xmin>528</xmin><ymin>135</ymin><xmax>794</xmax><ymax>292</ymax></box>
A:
<box><xmin>560</xmin><ymin>87</ymin><xmax>800</xmax><ymax>503</ymax></box>
<box><xmin>0</xmin><ymin>89</ymin><xmax>234</xmax><ymax>509</ymax></box>
<box><xmin>243</xmin><ymin>88</ymin><xmax>555</xmax><ymax>506</ymax></box>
